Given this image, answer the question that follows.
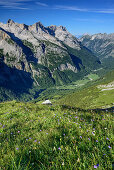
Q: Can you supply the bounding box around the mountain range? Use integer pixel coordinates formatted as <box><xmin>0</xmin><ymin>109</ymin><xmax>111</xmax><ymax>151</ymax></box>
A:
<box><xmin>80</xmin><ymin>33</ymin><xmax>114</xmax><ymax>69</ymax></box>
<box><xmin>0</xmin><ymin>19</ymin><xmax>113</xmax><ymax>101</ymax></box>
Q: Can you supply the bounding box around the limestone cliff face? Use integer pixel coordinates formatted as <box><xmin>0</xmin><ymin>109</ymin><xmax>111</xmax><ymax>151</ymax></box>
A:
<box><xmin>0</xmin><ymin>30</ymin><xmax>10</xmax><ymax>40</ymax></box>
<box><xmin>0</xmin><ymin>19</ymin><xmax>101</xmax><ymax>88</ymax></box>
<box><xmin>47</xmin><ymin>25</ymin><xmax>81</xmax><ymax>50</ymax></box>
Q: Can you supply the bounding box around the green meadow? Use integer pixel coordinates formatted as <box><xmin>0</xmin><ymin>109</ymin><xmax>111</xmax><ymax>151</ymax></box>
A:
<box><xmin>58</xmin><ymin>85</ymin><xmax>114</xmax><ymax>109</ymax></box>
<box><xmin>0</xmin><ymin>101</ymin><xmax>113</xmax><ymax>169</ymax></box>
<box><xmin>57</xmin><ymin>71</ymin><xmax>114</xmax><ymax>109</ymax></box>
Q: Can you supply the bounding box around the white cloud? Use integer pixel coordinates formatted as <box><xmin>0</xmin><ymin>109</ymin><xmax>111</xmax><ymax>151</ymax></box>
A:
<box><xmin>54</xmin><ymin>5</ymin><xmax>88</xmax><ymax>12</ymax></box>
<box><xmin>95</xmin><ymin>9</ymin><xmax>114</xmax><ymax>14</ymax></box>
<box><xmin>53</xmin><ymin>5</ymin><xmax>114</xmax><ymax>14</ymax></box>
<box><xmin>2</xmin><ymin>5</ymin><xmax>30</xmax><ymax>10</ymax></box>
<box><xmin>0</xmin><ymin>0</ymin><xmax>31</xmax><ymax>10</ymax></box>
<box><xmin>74</xmin><ymin>18</ymin><xmax>114</xmax><ymax>23</ymax></box>
<box><xmin>0</xmin><ymin>1</ymin><xmax>114</xmax><ymax>13</ymax></box>
<box><xmin>36</xmin><ymin>2</ymin><xmax>48</xmax><ymax>7</ymax></box>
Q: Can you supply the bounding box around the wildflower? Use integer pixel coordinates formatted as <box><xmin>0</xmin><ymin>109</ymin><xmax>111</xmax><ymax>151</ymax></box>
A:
<box><xmin>26</xmin><ymin>139</ymin><xmax>28</xmax><ymax>141</ymax></box>
<box><xmin>80</xmin><ymin>136</ymin><xmax>82</xmax><ymax>139</ymax></box>
<box><xmin>16</xmin><ymin>148</ymin><xmax>19</xmax><ymax>150</ymax></box>
<box><xmin>29</xmin><ymin>137</ymin><xmax>31</xmax><ymax>139</ymax></box>
<box><xmin>106</xmin><ymin>138</ymin><xmax>109</xmax><ymax>140</ymax></box>
<box><xmin>92</xmin><ymin>132</ymin><xmax>95</xmax><ymax>136</ymax></box>
<box><xmin>58</xmin><ymin>147</ymin><xmax>61</xmax><ymax>150</ymax></box>
<box><xmin>94</xmin><ymin>165</ymin><xmax>98</xmax><ymax>168</ymax></box>
<box><xmin>94</xmin><ymin>164</ymin><xmax>99</xmax><ymax>168</ymax></box>
<box><xmin>96</xmin><ymin>140</ymin><xmax>98</xmax><ymax>142</ymax></box>
<box><xmin>88</xmin><ymin>138</ymin><xmax>90</xmax><ymax>141</ymax></box>
<box><xmin>46</xmin><ymin>133</ymin><xmax>48</xmax><ymax>134</ymax></box>
<box><xmin>79</xmin><ymin>126</ymin><xmax>81</xmax><ymax>128</ymax></box>
<box><xmin>62</xmin><ymin>162</ymin><xmax>64</xmax><ymax>165</ymax></box>
<box><xmin>77</xmin><ymin>158</ymin><xmax>80</xmax><ymax>162</ymax></box>
<box><xmin>63</xmin><ymin>134</ymin><xmax>65</xmax><ymax>136</ymax></box>
<box><xmin>34</xmin><ymin>140</ymin><xmax>37</xmax><ymax>142</ymax></box>
<box><xmin>17</xmin><ymin>131</ymin><xmax>20</xmax><ymax>133</ymax></box>
<box><xmin>53</xmin><ymin>146</ymin><xmax>56</xmax><ymax>151</ymax></box>
<box><xmin>38</xmin><ymin>141</ymin><xmax>40</xmax><ymax>144</ymax></box>
<box><xmin>108</xmin><ymin>146</ymin><xmax>111</xmax><ymax>149</ymax></box>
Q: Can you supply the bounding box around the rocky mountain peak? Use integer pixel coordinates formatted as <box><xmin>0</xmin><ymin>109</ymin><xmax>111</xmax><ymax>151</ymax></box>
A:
<box><xmin>18</xmin><ymin>23</ymin><xmax>28</xmax><ymax>30</ymax></box>
<box><xmin>58</xmin><ymin>26</ymin><xmax>67</xmax><ymax>31</ymax></box>
<box><xmin>48</xmin><ymin>25</ymin><xmax>81</xmax><ymax>49</ymax></box>
<box><xmin>48</xmin><ymin>25</ymin><xmax>67</xmax><ymax>32</ymax></box>
<box><xmin>29</xmin><ymin>21</ymin><xmax>47</xmax><ymax>33</ymax></box>
<box><xmin>36</xmin><ymin>21</ymin><xmax>43</xmax><ymax>27</ymax></box>
<box><xmin>7</xmin><ymin>19</ymin><xmax>15</xmax><ymax>26</ymax></box>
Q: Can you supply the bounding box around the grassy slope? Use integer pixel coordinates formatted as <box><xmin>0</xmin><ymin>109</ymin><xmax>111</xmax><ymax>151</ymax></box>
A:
<box><xmin>57</xmin><ymin>71</ymin><xmax>114</xmax><ymax>109</ymax></box>
<box><xmin>0</xmin><ymin>101</ymin><xmax>113</xmax><ymax>169</ymax></box>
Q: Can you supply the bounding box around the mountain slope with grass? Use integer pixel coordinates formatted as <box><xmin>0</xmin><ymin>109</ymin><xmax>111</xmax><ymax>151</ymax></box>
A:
<box><xmin>58</xmin><ymin>70</ymin><xmax>114</xmax><ymax>109</ymax></box>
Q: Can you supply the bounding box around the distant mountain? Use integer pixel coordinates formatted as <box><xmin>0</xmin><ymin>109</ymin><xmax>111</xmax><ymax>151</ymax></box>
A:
<box><xmin>80</xmin><ymin>33</ymin><xmax>114</xmax><ymax>69</ymax></box>
<box><xmin>76</xmin><ymin>34</ymin><xmax>85</xmax><ymax>39</ymax></box>
<box><xmin>0</xmin><ymin>19</ymin><xmax>101</xmax><ymax>101</ymax></box>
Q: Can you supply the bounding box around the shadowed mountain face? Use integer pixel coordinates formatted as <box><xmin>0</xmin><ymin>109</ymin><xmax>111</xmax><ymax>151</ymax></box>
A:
<box><xmin>0</xmin><ymin>19</ymin><xmax>102</xmax><ymax>101</ymax></box>
<box><xmin>0</xmin><ymin>59</ymin><xmax>33</xmax><ymax>90</ymax></box>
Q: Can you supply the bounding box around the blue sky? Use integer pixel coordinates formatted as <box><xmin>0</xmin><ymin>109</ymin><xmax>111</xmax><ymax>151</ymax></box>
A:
<box><xmin>0</xmin><ymin>0</ymin><xmax>114</xmax><ymax>35</ymax></box>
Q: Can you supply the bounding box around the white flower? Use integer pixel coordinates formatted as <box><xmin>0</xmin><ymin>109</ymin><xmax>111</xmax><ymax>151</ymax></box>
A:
<box><xmin>62</xmin><ymin>162</ymin><xmax>64</xmax><ymax>165</ymax></box>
